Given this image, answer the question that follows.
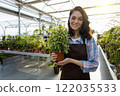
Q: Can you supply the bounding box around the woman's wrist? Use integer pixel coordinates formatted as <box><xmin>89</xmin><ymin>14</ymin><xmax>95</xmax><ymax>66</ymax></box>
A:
<box><xmin>69</xmin><ymin>58</ymin><xmax>73</xmax><ymax>63</ymax></box>
<box><xmin>68</xmin><ymin>58</ymin><xmax>83</xmax><ymax>68</ymax></box>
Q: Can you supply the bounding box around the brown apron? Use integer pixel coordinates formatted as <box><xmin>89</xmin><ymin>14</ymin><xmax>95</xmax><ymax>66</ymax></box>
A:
<box><xmin>60</xmin><ymin>37</ymin><xmax>90</xmax><ymax>80</ymax></box>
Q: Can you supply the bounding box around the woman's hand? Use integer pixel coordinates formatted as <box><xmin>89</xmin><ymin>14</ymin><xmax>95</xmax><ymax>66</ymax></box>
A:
<box><xmin>51</xmin><ymin>52</ymin><xmax>83</xmax><ymax>67</ymax></box>
<box><xmin>56</xmin><ymin>58</ymin><xmax>83</xmax><ymax>68</ymax></box>
<box><xmin>51</xmin><ymin>52</ymin><xmax>71</xmax><ymax>66</ymax></box>
<box><xmin>51</xmin><ymin>52</ymin><xmax>57</xmax><ymax>62</ymax></box>
<box><xmin>56</xmin><ymin>58</ymin><xmax>71</xmax><ymax>66</ymax></box>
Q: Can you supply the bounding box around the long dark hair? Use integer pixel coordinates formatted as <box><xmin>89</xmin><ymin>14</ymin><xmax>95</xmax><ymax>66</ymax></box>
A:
<box><xmin>68</xmin><ymin>6</ymin><xmax>92</xmax><ymax>40</ymax></box>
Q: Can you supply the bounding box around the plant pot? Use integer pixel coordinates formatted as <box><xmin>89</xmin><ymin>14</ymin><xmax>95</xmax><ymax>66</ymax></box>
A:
<box><xmin>54</xmin><ymin>66</ymin><xmax>59</xmax><ymax>74</ymax></box>
<box><xmin>10</xmin><ymin>48</ymin><xmax>14</xmax><ymax>51</ymax></box>
<box><xmin>54</xmin><ymin>51</ymin><xmax>64</xmax><ymax>61</ymax></box>
<box><xmin>5</xmin><ymin>48</ymin><xmax>8</xmax><ymax>50</ymax></box>
<box><xmin>34</xmin><ymin>49</ymin><xmax>39</xmax><ymax>53</ymax></box>
<box><xmin>41</xmin><ymin>49</ymin><xmax>45</xmax><ymax>54</ymax></box>
<box><xmin>45</xmin><ymin>51</ymin><xmax>49</xmax><ymax>54</ymax></box>
<box><xmin>26</xmin><ymin>49</ymin><xmax>33</xmax><ymax>52</ymax></box>
<box><xmin>17</xmin><ymin>49</ymin><xmax>22</xmax><ymax>52</ymax></box>
<box><xmin>0</xmin><ymin>48</ymin><xmax>3</xmax><ymax>50</ymax></box>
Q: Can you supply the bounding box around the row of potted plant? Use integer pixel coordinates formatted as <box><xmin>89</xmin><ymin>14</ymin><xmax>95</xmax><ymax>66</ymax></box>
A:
<box><xmin>0</xmin><ymin>35</ymin><xmax>50</xmax><ymax>54</ymax></box>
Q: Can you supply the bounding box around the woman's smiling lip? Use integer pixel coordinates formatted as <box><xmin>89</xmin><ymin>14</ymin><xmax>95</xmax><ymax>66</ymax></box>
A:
<box><xmin>72</xmin><ymin>25</ymin><xmax>79</xmax><ymax>27</ymax></box>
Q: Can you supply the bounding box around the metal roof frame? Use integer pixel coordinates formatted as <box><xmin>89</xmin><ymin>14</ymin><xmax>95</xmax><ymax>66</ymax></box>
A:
<box><xmin>22</xmin><ymin>0</ymin><xmax>50</xmax><ymax>5</ymax></box>
<box><xmin>13</xmin><ymin>0</ymin><xmax>120</xmax><ymax>24</ymax></box>
<box><xmin>14</xmin><ymin>0</ymin><xmax>61</xmax><ymax>21</ymax></box>
<box><xmin>10</xmin><ymin>0</ymin><xmax>120</xmax><ymax>21</ymax></box>
<box><xmin>47</xmin><ymin>2</ymin><xmax>120</xmax><ymax>14</ymax></box>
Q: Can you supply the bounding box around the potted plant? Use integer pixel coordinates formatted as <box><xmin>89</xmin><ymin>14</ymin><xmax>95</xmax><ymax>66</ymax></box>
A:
<box><xmin>0</xmin><ymin>52</ymin><xmax>7</xmax><ymax>70</ymax></box>
<box><xmin>45</xmin><ymin>41</ymin><xmax>50</xmax><ymax>54</ymax></box>
<box><xmin>33</xmin><ymin>38</ymin><xmax>40</xmax><ymax>53</ymax></box>
<box><xmin>2</xmin><ymin>40</ymin><xmax>9</xmax><ymax>50</ymax></box>
<box><xmin>33</xmin><ymin>29</ymin><xmax>41</xmax><ymax>35</ymax></box>
<box><xmin>0</xmin><ymin>41</ymin><xmax>3</xmax><ymax>50</ymax></box>
<box><xmin>39</xmin><ymin>36</ymin><xmax>46</xmax><ymax>54</ymax></box>
<box><xmin>26</xmin><ymin>41</ymin><xmax>34</xmax><ymax>52</ymax></box>
<box><xmin>9</xmin><ymin>39</ymin><xmax>16</xmax><ymax>51</ymax></box>
<box><xmin>2</xmin><ymin>36</ymin><xmax>6</xmax><ymax>41</ymax></box>
<box><xmin>48</xmin><ymin>60</ymin><xmax>60</xmax><ymax>74</ymax></box>
<box><xmin>16</xmin><ymin>38</ymin><xmax>27</xmax><ymax>51</ymax></box>
<box><xmin>48</xmin><ymin>25</ymin><xmax>70</xmax><ymax>61</ymax></box>
<box><xmin>24</xmin><ymin>36</ymin><xmax>34</xmax><ymax>52</ymax></box>
<box><xmin>42</xmin><ymin>24</ymin><xmax>46</xmax><ymax>31</ymax></box>
<box><xmin>7</xmin><ymin>35</ymin><xmax>12</xmax><ymax>40</ymax></box>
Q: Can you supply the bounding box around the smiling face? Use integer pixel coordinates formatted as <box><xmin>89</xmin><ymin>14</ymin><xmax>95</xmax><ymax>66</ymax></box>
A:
<box><xmin>69</xmin><ymin>11</ymin><xmax>83</xmax><ymax>32</ymax></box>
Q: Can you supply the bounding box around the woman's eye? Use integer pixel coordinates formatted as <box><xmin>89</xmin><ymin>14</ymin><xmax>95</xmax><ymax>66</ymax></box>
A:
<box><xmin>72</xmin><ymin>17</ymin><xmax>75</xmax><ymax>20</ymax></box>
<box><xmin>78</xmin><ymin>18</ymin><xmax>83</xmax><ymax>21</ymax></box>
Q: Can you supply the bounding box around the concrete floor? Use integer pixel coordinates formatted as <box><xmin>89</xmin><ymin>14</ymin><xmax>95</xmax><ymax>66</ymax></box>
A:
<box><xmin>0</xmin><ymin>55</ymin><xmax>61</xmax><ymax>80</ymax></box>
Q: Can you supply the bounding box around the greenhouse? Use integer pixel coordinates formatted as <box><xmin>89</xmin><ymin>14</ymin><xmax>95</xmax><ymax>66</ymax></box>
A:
<box><xmin>0</xmin><ymin>0</ymin><xmax>120</xmax><ymax>80</ymax></box>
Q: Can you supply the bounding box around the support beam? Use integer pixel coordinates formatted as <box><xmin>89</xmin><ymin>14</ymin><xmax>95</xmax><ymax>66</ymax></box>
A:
<box><xmin>14</xmin><ymin>0</ymin><xmax>61</xmax><ymax>21</ymax></box>
<box><xmin>18</xmin><ymin>5</ymin><xmax>21</xmax><ymax>36</ymax></box>
<box><xmin>23</xmin><ymin>0</ymin><xmax>50</xmax><ymax>5</ymax></box>
<box><xmin>0</xmin><ymin>6</ymin><xmax>18</xmax><ymax>17</ymax></box>
<box><xmin>46</xmin><ymin>0</ymin><xmax>70</xmax><ymax>6</ymax></box>
<box><xmin>28</xmin><ymin>5</ymin><xmax>61</xmax><ymax>21</ymax></box>
<box><xmin>39</xmin><ymin>14</ymin><xmax>41</xmax><ymax>31</ymax></box>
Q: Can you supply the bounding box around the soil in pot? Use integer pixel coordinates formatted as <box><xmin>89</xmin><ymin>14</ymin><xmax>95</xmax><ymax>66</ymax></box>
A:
<box><xmin>45</xmin><ymin>51</ymin><xmax>49</xmax><ymax>54</ymax></box>
<box><xmin>17</xmin><ymin>49</ymin><xmax>22</xmax><ymax>52</ymax></box>
<box><xmin>34</xmin><ymin>49</ymin><xmax>39</xmax><ymax>53</ymax></box>
<box><xmin>41</xmin><ymin>49</ymin><xmax>45</xmax><ymax>54</ymax></box>
<box><xmin>5</xmin><ymin>48</ymin><xmax>8</xmax><ymax>50</ymax></box>
<box><xmin>0</xmin><ymin>48</ymin><xmax>3</xmax><ymax>50</ymax></box>
<box><xmin>26</xmin><ymin>49</ymin><xmax>33</xmax><ymax>52</ymax></box>
<box><xmin>10</xmin><ymin>48</ymin><xmax>14</xmax><ymax>51</ymax></box>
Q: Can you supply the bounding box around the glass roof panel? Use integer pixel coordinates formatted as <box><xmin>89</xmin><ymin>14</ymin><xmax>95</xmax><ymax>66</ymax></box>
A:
<box><xmin>0</xmin><ymin>12</ymin><xmax>18</xmax><ymax>22</ymax></box>
<box><xmin>20</xmin><ymin>0</ymin><xmax>120</xmax><ymax>33</ymax></box>
<box><xmin>0</xmin><ymin>1</ymin><xmax>18</xmax><ymax>12</ymax></box>
<box><xmin>31</xmin><ymin>0</ymin><xmax>120</xmax><ymax>19</ymax></box>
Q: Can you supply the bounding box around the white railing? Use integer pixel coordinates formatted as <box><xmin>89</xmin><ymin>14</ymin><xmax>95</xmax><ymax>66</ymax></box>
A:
<box><xmin>98</xmin><ymin>45</ymin><xmax>117</xmax><ymax>80</ymax></box>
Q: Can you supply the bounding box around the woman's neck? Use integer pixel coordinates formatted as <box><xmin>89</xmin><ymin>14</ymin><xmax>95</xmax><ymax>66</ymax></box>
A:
<box><xmin>72</xmin><ymin>30</ymin><xmax>80</xmax><ymax>39</ymax></box>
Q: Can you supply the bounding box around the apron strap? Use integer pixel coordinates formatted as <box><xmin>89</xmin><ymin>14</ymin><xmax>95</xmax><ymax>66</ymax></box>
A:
<box><xmin>81</xmin><ymin>36</ymin><xmax>85</xmax><ymax>44</ymax></box>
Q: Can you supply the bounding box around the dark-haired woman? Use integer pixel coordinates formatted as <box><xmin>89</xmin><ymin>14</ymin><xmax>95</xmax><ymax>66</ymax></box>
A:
<box><xmin>51</xmin><ymin>6</ymin><xmax>99</xmax><ymax>80</ymax></box>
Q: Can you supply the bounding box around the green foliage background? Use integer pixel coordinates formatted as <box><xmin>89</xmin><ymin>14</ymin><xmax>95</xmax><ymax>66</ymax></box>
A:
<box><xmin>97</xmin><ymin>26</ymin><xmax>120</xmax><ymax>72</ymax></box>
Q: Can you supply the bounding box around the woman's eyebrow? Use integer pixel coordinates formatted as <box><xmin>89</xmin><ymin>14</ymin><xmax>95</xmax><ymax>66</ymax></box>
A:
<box><xmin>79</xmin><ymin>16</ymin><xmax>83</xmax><ymax>18</ymax></box>
<box><xmin>72</xmin><ymin>15</ymin><xmax>83</xmax><ymax>18</ymax></box>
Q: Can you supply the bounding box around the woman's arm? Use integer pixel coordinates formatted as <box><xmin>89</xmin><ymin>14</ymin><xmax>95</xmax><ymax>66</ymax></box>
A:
<box><xmin>81</xmin><ymin>37</ymin><xmax>99</xmax><ymax>73</ymax></box>
<box><xmin>56</xmin><ymin>58</ymin><xmax>83</xmax><ymax>68</ymax></box>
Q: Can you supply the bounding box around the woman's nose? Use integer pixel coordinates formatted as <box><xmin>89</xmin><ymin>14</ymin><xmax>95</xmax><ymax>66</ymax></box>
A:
<box><xmin>75</xmin><ymin>19</ymin><xmax>78</xmax><ymax>23</ymax></box>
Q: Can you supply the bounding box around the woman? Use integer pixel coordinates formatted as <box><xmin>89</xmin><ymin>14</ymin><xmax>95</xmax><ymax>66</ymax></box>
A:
<box><xmin>51</xmin><ymin>6</ymin><xmax>99</xmax><ymax>80</ymax></box>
